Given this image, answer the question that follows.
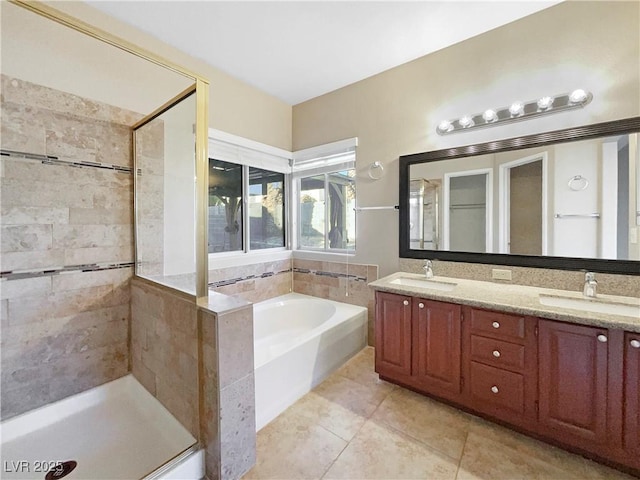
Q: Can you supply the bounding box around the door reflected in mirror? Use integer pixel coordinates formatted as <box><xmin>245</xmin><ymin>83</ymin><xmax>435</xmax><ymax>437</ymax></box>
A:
<box><xmin>409</xmin><ymin>132</ymin><xmax>639</xmax><ymax>261</ymax></box>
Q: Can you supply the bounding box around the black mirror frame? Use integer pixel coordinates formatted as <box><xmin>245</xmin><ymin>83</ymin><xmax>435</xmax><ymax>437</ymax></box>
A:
<box><xmin>399</xmin><ymin>117</ymin><xmax>640</xmax><ymax>275</ymax></box>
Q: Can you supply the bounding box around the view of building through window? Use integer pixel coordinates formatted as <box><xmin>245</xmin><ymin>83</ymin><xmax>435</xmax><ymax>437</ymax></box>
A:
<box><xmin>299</xmin><ymin>170</ymin><xmax>356</xmax><ymax>251</ymax></box>
<box><xmin>208</xmin><ymin>159</ymin><xmax>285</xmax><ymax>253</ymax></box>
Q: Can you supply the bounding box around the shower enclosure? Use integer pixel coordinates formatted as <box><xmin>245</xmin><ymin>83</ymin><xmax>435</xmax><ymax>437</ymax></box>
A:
<box><xmin>1</xmin><ymin>0</ymin><xmax>210</xmax><ymax>478</ymax></box>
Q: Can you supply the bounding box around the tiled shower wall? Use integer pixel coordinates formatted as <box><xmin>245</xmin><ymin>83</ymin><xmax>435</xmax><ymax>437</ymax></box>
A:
<box><xmin>130</xmin><ymin>279</ymin><xmax>199</xmax><ymax>436</ymax></box>
<box><xmin>0</xmin><ymin>75</ymin><xmax>138</xmax><ymax>419</ymax></box>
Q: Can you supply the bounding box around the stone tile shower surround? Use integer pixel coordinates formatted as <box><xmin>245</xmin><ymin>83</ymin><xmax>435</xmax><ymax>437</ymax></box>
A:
<box><xmin>0</xmin><ymin>75</ymin><xmax>140</xmax><ymax>419</ymax></box>
<box><xmin>399</xmin><ymin>258</ymin><xmax>640</xmax><ymax>298</ymax></box>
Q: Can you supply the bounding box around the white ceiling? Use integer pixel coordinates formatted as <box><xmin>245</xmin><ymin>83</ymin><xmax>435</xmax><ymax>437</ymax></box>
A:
<box><xmin>86</xmin><ymin>1</ymin><xmax>560</xmax><ymax>106</ymax></box>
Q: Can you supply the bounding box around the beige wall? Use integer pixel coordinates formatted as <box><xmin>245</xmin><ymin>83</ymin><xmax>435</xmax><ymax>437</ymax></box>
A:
<box><xmin>4</xmin><ymin>1</ymin><xmax>292</xmax><ymax>151</ymax></box>
<box><xmin>292</xmin><ymin>1</ymin><xmax>640</xmax><ymax>277</ymax></box>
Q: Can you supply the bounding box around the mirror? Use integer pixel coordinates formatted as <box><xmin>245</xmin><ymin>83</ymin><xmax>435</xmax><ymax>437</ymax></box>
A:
<box><xmin>399</xmin><ymin>117</ymin><xmax>640</xmax><ymax>274</ymax></box>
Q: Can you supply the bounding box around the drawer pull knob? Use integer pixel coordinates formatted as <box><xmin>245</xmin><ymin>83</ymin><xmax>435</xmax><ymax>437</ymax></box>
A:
<box><xmin>403</xmin><ymin>300</ymin><xmax>409</xmax><ymax>306</ymax></box>
<box><xmin>631</xmin><ymin>339</ymin><xmax>640</xmax><ymax>349</ymax></box>
<box><xmin>492</xmin><ymin>321</ymin><xmax>500</xmax><ymax>329</ymax></box>
<box><xmin>418</xmin><ymin>303</ymin><xmax>425</xmax><ymax>309</ymax></box>
<box><xmin>491</xmin><ymin>386</ymin><xmax>499</xmax><ymax>394</ymax></box>
<box><xmin>492</xmin><ymin>350</ymin><xmax>501</xmax><ymax>358</ymax></box>
<box><xmin>597</xmin><ymin>334</ymin><xmax>607</xmax><ymax>343</ymax></box>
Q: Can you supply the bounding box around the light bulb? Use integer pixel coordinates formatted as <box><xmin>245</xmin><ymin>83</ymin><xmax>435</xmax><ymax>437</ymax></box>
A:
<box><xmin>437</xmin><ymin>120</ymin><xmax>454</xmax><ymax>134</ymax></box>
<box><xmin>482</xmin><ymin>109</ymin><xmax>498</xmax><ymax>123</ymax></box>
<box><xmin>459</xmin><ymin>115</ymin><xmax>474</xmax><ymax>128</ymax></box>
<box><xmin>569</xmin><ymin>89</ymin><xmax>588</xmax><ymax>104</ymax></box>
<box><xmin>509</xmin><ymin>102</ymin><xmax>524</xmax><ymax>117</ymax></box>
<box><xmin>537</xmin><ymin>96</ymin><xmax>554</xmax><ymax>110</ymax></box>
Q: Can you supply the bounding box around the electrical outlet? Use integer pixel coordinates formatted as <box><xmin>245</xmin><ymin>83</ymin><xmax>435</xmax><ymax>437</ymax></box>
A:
<box><xmin>492</xmin><ymin>269</ymin><xmax>512</xmax><ymax>281</ymax></box>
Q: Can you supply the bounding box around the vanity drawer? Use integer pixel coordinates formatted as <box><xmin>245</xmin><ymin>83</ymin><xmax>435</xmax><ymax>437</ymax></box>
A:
<box><xmin>469</xmin><ymin>308</ymin><xmax>526</xmax><ymax>342</ymax></box>
<box><xmin>470</xmin><ymin>335</ymin><xmax>525</xmax><ymax>372</ymax></box>
<box><xmin>469</xmin><ymin>361</ymin><xmax>525</xmax><ymax>415</ymax></box>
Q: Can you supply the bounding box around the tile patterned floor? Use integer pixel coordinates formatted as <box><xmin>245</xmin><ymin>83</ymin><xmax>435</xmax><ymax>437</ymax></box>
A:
<box><xmin>243</xmin><ymin>347</ymin><xmax>637</xmax><ymax>480</ymax></box>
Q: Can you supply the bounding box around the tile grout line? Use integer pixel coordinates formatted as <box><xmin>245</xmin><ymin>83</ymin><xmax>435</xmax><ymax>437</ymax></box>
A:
<box><xmin>317</xmin><ymin>412</ymin><xmax>370</xmax><ymax>480</ymax></box>
<box><xmin>454</xmin><ymin>431</ymin><xmax>470</xmax><ymax>480</ymax></box>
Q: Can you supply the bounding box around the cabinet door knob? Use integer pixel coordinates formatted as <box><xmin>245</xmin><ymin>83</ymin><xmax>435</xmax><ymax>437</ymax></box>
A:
<box><xmin>418</xmin><ymin>303</ymin><xmax>425</xmax><ymax>309</ymax></box>
<box><xmin>492</xmin><ymin>350</ymin><xmax>501</xmax><ymax>358</ymax></box>
<box><xmin>631</xmin><ymin>339</ymin><xmax>640</xmax><ymax>349</ymax></box>
<box><xmin>597</xmin><ymin>334</ymin><xmax>607</xmax><ymax>343</ymax></box>
<box><xmin>491</xmin><ymin>386</ymin><xmax>499</xmax><ymax>394</ymax></box>
<box><xmin>492</xmin><ymin>321</ymin><xmax>500</xmax><ymax>329</ymax></box>
<box><xmin>403</xmin><ymin>300</ymin><xmax>409</xmax><ymax>306</ymax></box>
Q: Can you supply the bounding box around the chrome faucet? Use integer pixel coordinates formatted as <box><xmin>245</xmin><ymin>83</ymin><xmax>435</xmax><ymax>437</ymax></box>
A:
<box><xmin>424</xmin><ymin>260</ymin><xmax>434</xmax><ymax>279</ymax></box>
<box><xmin>583</xmin><ymin>272</ymin><xmax>597</xmax><ymax>298</ymax></box>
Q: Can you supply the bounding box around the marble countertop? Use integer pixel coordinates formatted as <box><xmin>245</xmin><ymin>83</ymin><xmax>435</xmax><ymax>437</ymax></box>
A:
<box><xmin>369</xmin><ymin>272</ymin><xmax>640</xmax><ymax>333</ymax></box>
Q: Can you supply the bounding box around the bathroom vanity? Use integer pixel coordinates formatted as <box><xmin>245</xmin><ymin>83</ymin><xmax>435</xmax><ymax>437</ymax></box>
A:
<box><xmin>369</xmin><ymin>273</ymin><xmax>640</xmax><ymax>474</ymax></box>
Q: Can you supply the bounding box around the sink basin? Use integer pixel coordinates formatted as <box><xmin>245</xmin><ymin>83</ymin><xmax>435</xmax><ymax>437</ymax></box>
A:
<box><xmin>390</xmin><ymin>277</ymin><xmax>457</xmax><ymax>292</ymax></box>
<box><xmin>539</xmin><ymin>294</ymin><xmax>640</xmax><ymax>318</ymax></box>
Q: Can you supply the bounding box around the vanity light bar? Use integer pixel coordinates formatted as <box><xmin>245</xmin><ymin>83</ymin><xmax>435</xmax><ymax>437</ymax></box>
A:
<box><xmin>436</xmin><ymin>89</ymin><xmax>593</xmax><ymax>135</ymax></box>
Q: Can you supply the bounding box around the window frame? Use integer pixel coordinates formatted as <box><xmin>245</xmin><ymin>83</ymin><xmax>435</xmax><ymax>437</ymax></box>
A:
<box><xmin>208</xmin><ymin>130</ymin><xmax>291</xmax><ymax>263</ymax></box>
<box><xmin>292</xmin><ymin>140</ymin><xmax>357</xmax><ymax>255</ymax></box>
<box><xmin>295</xmin><ymin>170</ymin><xmax>356</xmax><ymax>254</ymax></box>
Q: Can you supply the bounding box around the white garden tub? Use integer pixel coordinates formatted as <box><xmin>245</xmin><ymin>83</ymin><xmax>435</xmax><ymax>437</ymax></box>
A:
<box><xmin>254</xmin><ymin>292</ymin><xmax>367</xmax><ymax>430</ymax></box>
<box><xmin>0</xmin><ymin>375</ymin><xmax>203</xmax><ymax>480</ymax></box>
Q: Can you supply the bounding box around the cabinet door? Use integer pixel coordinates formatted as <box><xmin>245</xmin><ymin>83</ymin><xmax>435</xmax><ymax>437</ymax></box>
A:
<box><xmin>375</xmin><ymin>292</ymin><xmax>412</xmax><ymax>379</ymax></box>
<box><xmin>624</xmin><ymin>332</ymin><xmax>640</xmax><ymax>458</ymax></box>
<box><xmin>412</xmin><ymin>299</ymin><xmax>462</xmax><ymax>396</ymax></box>
<box><xmin>538</xmin><ymin>320</ymin><xmax>609</xmax><ymax>447</ymax></box>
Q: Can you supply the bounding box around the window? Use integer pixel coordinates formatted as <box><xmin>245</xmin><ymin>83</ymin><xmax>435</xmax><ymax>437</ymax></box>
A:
<box><xmin>249</xmin><ymin>167</ymin><xmax>285</xmax><ymax>250</ymax></box>
<box><xmin>294</xmin><ymin>138</ymin><xmax>357</xmax><ymax>252</ymax></box>
<box><xmin>209</xmin><ymin>159</ymin><xmax>243</xmax><ymax>253</ymax></box>
<box><xmin>208</xmin><ymin>159</ymin><xmax>285</xmax><ymax>253</ymax></box>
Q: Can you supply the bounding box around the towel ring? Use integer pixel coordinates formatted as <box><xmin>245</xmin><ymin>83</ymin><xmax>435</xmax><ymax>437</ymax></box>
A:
<box><xmin>368</xmin><ymin>161</ymin><xmax>384</xmax><ymax>180</ymax></box>
<box><xmin>568</xmin><ymin>175</ymin><xmax>588</xmax><ymax>191</ymax></box>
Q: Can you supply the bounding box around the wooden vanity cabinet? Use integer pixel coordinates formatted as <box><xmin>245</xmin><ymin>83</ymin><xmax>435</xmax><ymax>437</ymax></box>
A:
<box><xmin>624</xmin><ymin>331</ymin><xmax>640</xmax><ymax>465</ymax></box>
<box><xmin>374</xmin><ymin>290</ymin><xmax>640</xmax><ymax>474</ymax></box>
<box><xmin>412</xmin><ymin>299</ymin><xmax>462</xmax><ymax>398</ymax></box>
<box><xmin>462</xmin><ymin>307</ymin><xmax>538</xmax><ymax>427</ymax></box>
<box><xmin>374</xmin><ymin>291</ymin><xmax>462</xmax><ymax>401</ymax></box>
<box><xmin>537</xmin><ymin>320</ymin><xmax>610</xmax><ymax>451</ymax></box>
<box><xmin>375</xmin><ymin>291</ymin><xmax>412</xmax><ymax>379</ymax></box>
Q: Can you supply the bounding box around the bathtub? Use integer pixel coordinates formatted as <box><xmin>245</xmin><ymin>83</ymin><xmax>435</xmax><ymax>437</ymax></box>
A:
<box><xmin>254</xmin><ymin>292</ymin><xmax>368</xmax><ymax>430</ymax></box>
<box><xmin>0</xmin><ymin>375</ymin><xmax>203</xmax><ymax>480</ymax></box>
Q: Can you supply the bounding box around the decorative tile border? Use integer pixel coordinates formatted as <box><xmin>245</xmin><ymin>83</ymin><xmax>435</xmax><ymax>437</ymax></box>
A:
<box><xmin>1</xmin><ymin>261</ymin><xmax>134</xmax><ymax>280</ymax></box>
<box><xmin>1</xmin><ymin>149</ymin><xmax>133</xmax><ymax>174</ymax></box>
<box><xmin>209</xmin><ymin>268</ymin><xmax>291</xmax><ymax>289</ymax></box>
<box><xmin>293</xmin><ymin>267</ymin><xmax>367</xmax><ymax>282</ymax></box>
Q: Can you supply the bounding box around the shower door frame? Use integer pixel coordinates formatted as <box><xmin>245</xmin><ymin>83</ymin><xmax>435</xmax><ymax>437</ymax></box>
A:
<box><xmin>9</xmin><ymin>0</ymin><xmax>211</xmax><ymax>302</ymax></box>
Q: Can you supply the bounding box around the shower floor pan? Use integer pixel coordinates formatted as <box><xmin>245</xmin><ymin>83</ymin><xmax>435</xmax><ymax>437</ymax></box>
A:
<box><xmin>0</xmin><ymin>375</ymin><xmax>203</xmax><ymax>480</ymax></box>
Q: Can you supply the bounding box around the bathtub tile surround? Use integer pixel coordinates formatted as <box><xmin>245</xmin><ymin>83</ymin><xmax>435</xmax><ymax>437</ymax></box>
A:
<box><xmin>0</xmin><ymin>75</ymin><xmax>139</xmax><ymax>420</ymax></box>
<box><xmin>244</xmin><ymin>347</ymin><xmax>635</xmax><ymax>480</ymax></box>
<box><xmin>130</xmin><ymin>279</ymin><xmax>199</xmax><ymax>436</ymax></box>
<box><xmin>209</xmin><ymin>259</ymin><xmax>292</xmax><ymax>303</ymax></box>
<box><xmin>293</xmin><ymin>259</ymin><xmax>378</xmax><ymax>345</ymax></box>
<box><xmin>399</xmin><ymin>258</ymin><xmax>640</xmax><ymax>298</ymax></box>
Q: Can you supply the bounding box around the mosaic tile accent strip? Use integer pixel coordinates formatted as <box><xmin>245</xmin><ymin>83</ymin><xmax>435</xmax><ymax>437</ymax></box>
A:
<box><xmin>1</xmin><ymin>261</ymin><xmax>134</xmax><ymax>280</ymax></box>
<box><xmin>1</xmin><ymin>149</ymin><xmax>133</xmax><ymax>174</ymax></box>
<box><xmin>209</xmin><ymin>268</ymin><xmax>292</xmax><ymax>288</ymax></box>
<box><xmin>293</xmin><ymin>267</ymin><xmax>367</xmax><ymax>282</ymax></box>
